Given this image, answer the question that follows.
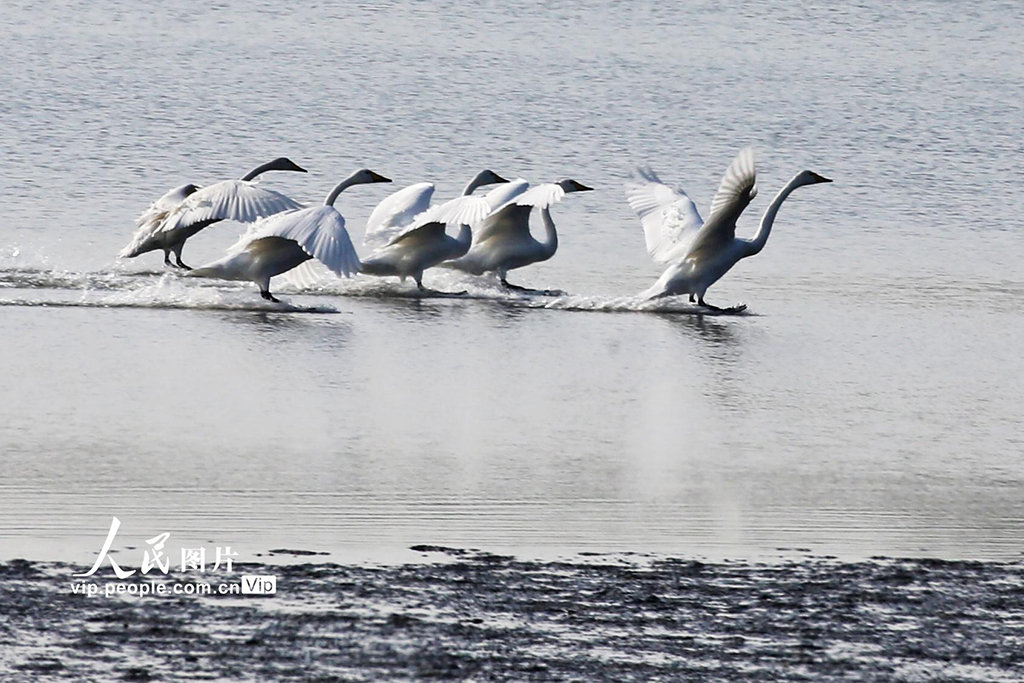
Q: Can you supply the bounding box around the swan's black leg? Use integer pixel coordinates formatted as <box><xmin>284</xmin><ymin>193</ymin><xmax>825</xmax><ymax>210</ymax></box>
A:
<box><xmin>171</xmin><ymin>245</ymin><xmax>191</xmax><ymax>270</ymax></box>
<box><xmin>689</xmin><ymin>293</ymin><xmax>696</xmax><ymax>303</ymax></box>
<box><xmin>163</xmin><ymin>251</ymin><xmax>173</xmax><ymax>268</ymax></box>
<box><xmin>260</xmin><ymin>289</ymin><xmax>281</xmax><ymax>303</ymax></box>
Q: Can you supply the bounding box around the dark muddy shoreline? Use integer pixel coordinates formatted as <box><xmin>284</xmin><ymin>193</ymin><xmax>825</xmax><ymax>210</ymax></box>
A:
<box><xmin>2</xmin><ymin>551</ymin><xmax>1023</xmax><ymax>681</ymax></box>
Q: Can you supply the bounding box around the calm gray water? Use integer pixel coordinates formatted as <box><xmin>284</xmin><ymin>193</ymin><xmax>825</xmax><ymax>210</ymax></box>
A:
<box><xmin>1</xmin><ymin>0</ymin><xmax>1022</xmax><ymax>565</ymax></box>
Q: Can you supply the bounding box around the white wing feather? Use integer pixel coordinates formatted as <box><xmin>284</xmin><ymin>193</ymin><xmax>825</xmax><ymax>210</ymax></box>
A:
<box><xmin>708</xmin><ymin>147</ymin><xmax>757</xmax><ymax>219</ymax></box>
<box><xmin>482</xmin><ymin>179</ymin><xmax>530</xmax><ymax>209</ymax></box>
<box><xmin>161</xmin><ymin>180</ymin><xmax>302</xmax><ymax>233</ymax></box>
<box><xmin>474</xmin><ymin>183</ymin><xmax>566</xmax><ymax>242</ymax></box>
<box><xmin>685</xmin><ymin>148</ymin><xmax>758</xmax><ymax>257</ymax></box>
<box><xmin>119</xmin><ymin>184</ymin><xmax>199</xmax><ymax>257</ymax></box>
<box><xmin>624</xmin><ymin>167</ymin><xmax>704</xmax><ymax>264</ymax></box>
<box><xmin>135</xmin><ymin>184</ymin><xmax>195</xmax><ymax>228</ymax></box>
<box><xmin>387</xmin><ymin>180</ymin><xmax>530</xmax><ymax>247</ymax></box>
<box><xmin>363</xmin><ymin>182</ymin><xmax>435</xmax><ymax>246</ymax></box>
<box><xmin>385</xmin><ymin>195</ymin><xmax>489</xmax><ymax>247</ymax></box>
<box><xmin>239</xmin><ymin>206</ymin><xmax>361</xmax><ymax>278</ymax></box>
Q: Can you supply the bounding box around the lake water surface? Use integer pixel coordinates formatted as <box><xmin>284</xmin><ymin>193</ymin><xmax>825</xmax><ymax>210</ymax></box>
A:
<box><xmin>1</xmin><ymin>0</ymin><xmax>1022</xmax><ymax>565</ymax></box>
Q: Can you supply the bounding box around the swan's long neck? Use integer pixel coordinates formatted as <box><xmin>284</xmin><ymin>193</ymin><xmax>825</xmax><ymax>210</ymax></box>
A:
<box><xmin>537</xmin><ymin>207</ymin><xmax>558</xmax><ymax>261</ymax></box>
<box><xmin>453</xmin><ymin>224</ymin><xmax>472</xmax><ymax>257</ymax></box>
<box><xmin>461</xmin><ymin>173</ymin><xmax>489</xmax><ymax>196</ymax></box>
<box><xmin>240</xmin><ymin>160</ymin><xmax>278</xmax><ymax>182</ymax></box>
<box><xmin>745</xmin><ymin>175</ymin><xmax>806</xmax><ymax>257</ymax></box>
<box><xmin>324</xmin><ymin>172</ymin><xmax>364</xmax><ymax>206</ymax></box>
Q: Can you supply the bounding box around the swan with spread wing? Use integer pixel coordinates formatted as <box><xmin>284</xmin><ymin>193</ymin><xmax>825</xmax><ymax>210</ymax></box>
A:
<box><xmin>362</xmin><ymin>169</ymin><xmax>511</xmax><ymax>248</ymax></box>
<box><xmin>360</xmin><ymin>170</ymin><xmax>524</xmax><ymax>292</ymax></box>
<box><xmin>625</xmin><ymin>148</ymin><xmax>831</xmax><ymax>310</ymax></box>
<box><xmin>119</xmin><ymin>157</ymin><xmax>307</xmax><ymax>269</ymax></box>
<box><xmin>186</xmin><ymin>169</ymin><xmax>391</xmax><ymax>302</ymax></box>
<box><xmin>445</xmin><ymin>178</ymin><xmax>592</xmax><ymax>292</ymax></box>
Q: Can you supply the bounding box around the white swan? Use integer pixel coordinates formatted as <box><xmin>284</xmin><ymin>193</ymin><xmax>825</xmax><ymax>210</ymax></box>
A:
<box><xmin>186</xmin><ymin>169</ymin><xmax>391</xmax><ymax>301</ymax></box>
<box><xmin>362</xmin><ymin>170</ymin><xmax>509</xmax><ymax>248</ymax></box>
<box><xmin>360</xmin><ymin>171</ymin><xmax>519</xmax><ymax>291</ymax></box>
<box><xmin>625</xmin><ymin>148</ymin><xmax>831</xmax><ymax>310</ymax></box>
<box><xmin>119</xmin><ymin>157</ymin><xmax>307</xmax><ymax>269</ymax></box>
<box><xmin>445</xmin><ymin>178</ymin><xmax>592</xmax><ymax>292</ymax></box>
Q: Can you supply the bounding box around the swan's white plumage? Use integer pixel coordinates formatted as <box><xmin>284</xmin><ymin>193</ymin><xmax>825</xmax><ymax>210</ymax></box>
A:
<box><xmin>119</xmin><ymin>184</ymin><xmax>198</xmax><ymax>258</ymax></box>
<box><xmin>687</xmin><ymin>147</ymin><xmax>758</xmax><ymax>257</ymax></box>
<box><xmin>473</xmin><ymin>183</ymin><xmax>566</xmax><ymax>243</ymax></box>
<box><xmin>387</xmin><ymin>195</ymin><xmax>490</xmax><ymax>246</ymax></box>
<box><xmin>481</xmin><ymin>179</ymin><xmax>530</xmax><ymax>211</ymax></box>
<box><xmin>363</xmin><ymin>182</ymin><xmax>434</xmax><ymax>246</ymax></box>
<box><xmin>708</xmin><ymin>147</ymin><xmax>757</xmax><ymax>220</ymax></box>
<box><xmin>624</xmin><ymin>167</ymin><xmax>704</xmax><ymax>264</ymax></box>
<box><xmin>627</xmin><ymin>149</ymin><xmax>831</xmax><ymax>305</ymax></box>
<box><xmin>136</xmin><ymin>184</ymin><xmax>196</xmax><ymax>228</ymax></box>
<box><xmin>235</xmin><ymin>207</ymin><xmax>361</xmax><ymax>278</ymax></box>
<box><xmin>386</xmin><ymin>219</ymin><xmax>448</xmax><ymax>246</ymax></box>
<box><xmin>161</xmin><ymin>180</ymin><xmax>303</xmax><ymax>234</ymax></box>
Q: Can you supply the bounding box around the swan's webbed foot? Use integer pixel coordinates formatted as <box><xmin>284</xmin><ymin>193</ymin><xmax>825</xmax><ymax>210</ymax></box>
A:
<box><xmin>500</xmin><ymin>278</ymin><xmax>560</xmax><ymax>296</ymax></box>
<box><xmin>697</xmin><ymin>297</ymin><xmax>746</xmax><ymax>314</ymax></box>
<box><xmin>260</xmin><ymin>289</ymin><xmax>281</xmax><ymax>303</ymax></box>
<box><xmin>416</xmin><ymin>284</ymin><xmax>469</xmax><ymax>297</ymax></box>
<box><xmin>689</xmin><ymin>293</ymin><xmax>696</xmax><ymax>303</ymax></box>
<box><xmin>175</xmin><ymin>257</ymin><xmax>192</xmax><ymax>271</ymax></box>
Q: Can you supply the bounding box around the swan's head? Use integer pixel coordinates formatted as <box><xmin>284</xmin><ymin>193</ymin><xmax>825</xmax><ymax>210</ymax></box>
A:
<box><xmin>476</xmin><ymin>169</ymin><xmax>510</xmax><ymax>186</ymax></box>
<box><xmin>352</xmin><ymin>169</ymin><xmax>392</xmax><ymax>185</ymax></box>
<box><xmin>556</xmin><ymin>178</ymin><xmax>594</xmax><ymax>193</ymax></box>
<box><xmin>265</xmin><ymin>157</ymin><xmax>308</xmax><ymax>174</ymax></box>
<box><xmin>796</xmin><ymin>170</ymin><xmax>832</xmax><ymax>186</ymax></box>
<box><xmin>463</xmin><ymin>169</ymin><xmax>511</xmax><ymax>195</ymax></box>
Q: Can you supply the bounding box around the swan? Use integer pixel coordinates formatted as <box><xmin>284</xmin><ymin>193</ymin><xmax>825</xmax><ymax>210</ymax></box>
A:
<box><xmin>445</xmin><ymin>178</ymin><xmax>592</xmax><ymax>292</ymax></box>
<box><xmin>625</xmin><ymin>148</ymin><xmax>831</xmax><ymax>310</ymax></box>
<box><xmin>362</xmin><ymin>169</ymin><xmax>509</xmax><ymax>248</ymax></box>
<box><xmin>186</xmin><ymin>169</ymin><xmax>391</xmax><ymax>301</ymax></box>
<box><xmin>119</xmin><ymin>157</ymin><xmax>307</xmax><ymax>269</ymax></box>
<box><xmin>360</xmin><ymin>171</ymin><xmax>522</xmax><ymax>292</ymax></box>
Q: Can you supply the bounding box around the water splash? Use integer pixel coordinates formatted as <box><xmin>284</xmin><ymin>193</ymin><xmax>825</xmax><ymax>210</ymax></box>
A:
<box><xmin>0</xmin><ymin>264</ymin><xmax>745</xmax><ymax>315</ymax></box>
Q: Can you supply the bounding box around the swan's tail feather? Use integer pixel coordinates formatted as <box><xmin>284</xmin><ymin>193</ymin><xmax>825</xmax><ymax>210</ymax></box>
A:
<box><xmin>118</xmin><ymin>237</ymin><xmax>149</xmax><ymax>259</ymax></box>
<box><xmin>639</xmin><ymin>281</ymin><xmax>672</xmax><ymax>301</ymax></box>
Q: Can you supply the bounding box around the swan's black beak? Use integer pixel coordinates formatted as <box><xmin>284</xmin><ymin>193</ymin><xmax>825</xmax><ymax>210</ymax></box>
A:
<box><xmin>811</xmin><ymin>172</ymin><xmax>832</xmax><ymax>183</ymax></box>
<box><xmin>493</xmin><ymin>173</ymin><xmax>511</xmax><ymax>184</ymax></box>
<box><xmin>573</xmin><ymin>181</ymin><xmax>594</xmax><ymax>192</ymax></box>
<box><xmin>368</xmin><ymin>171</ymin><xmax>392</xmax><ymax>183</ymax></box>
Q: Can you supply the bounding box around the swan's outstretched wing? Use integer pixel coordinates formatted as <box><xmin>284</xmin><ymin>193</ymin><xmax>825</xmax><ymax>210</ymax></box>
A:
<box><xmin>135</xmin><ymin>184</ymin><xmax>196</xmax><ymax>227</ymax></box>
<box><xmin>474</xmin><ymin>183</ymin><xmax>565</xmax><ymax>242</ymax></box>
<box><xmin>624</xmin><ymin>167</ymin><xmax>704</xmax><ymax>264</ymax></box>
<box><xmin>687</xmin><ymin>148</ymin><xmax>758</xmax><ymax>257</ymax></box>
<box><xmin>482</xmin><ymin>179</ymin><xmax>530</xmax><ymax>210</ymax></box>
<box><xmin>240</xmin><ymin>206</ymin><xmax>361</xmax><ymax>277</ymax></box>
<box><xmin>387</xmin><ymin>182</ymin><xmax>530</xmax><ymax>247</ymax></box>
<box><xmin>708</xmin><ymin>147</ymin><xmax>757</xmax><ymax>219</ymax></box>
<box><xmin>363</xmin><ymin>182</ymin><xmax>434</xmax><ymax>247</ymax></box>
<box><xmin>385</xmin><ymin>194</ymin><xmax>489</xmax><ymax>247</ymax></box>
<box><xmin>119</xmin><ymin>184</ymin><xmax>199</xmax><ymax>257</ymax></box>
<box><xmin>162</xmin><ymin>179</ymin><xmax>302</xmax><ymax>233</ymax></box>
<box><xmin>385</xmin><ymin>220</ymin><xmax>448</xmax><ymax>247</ymax></box>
